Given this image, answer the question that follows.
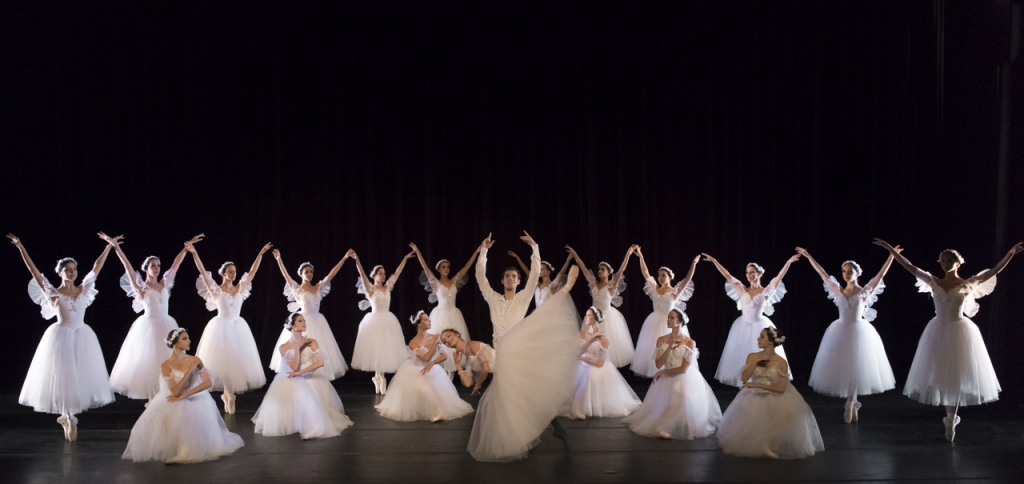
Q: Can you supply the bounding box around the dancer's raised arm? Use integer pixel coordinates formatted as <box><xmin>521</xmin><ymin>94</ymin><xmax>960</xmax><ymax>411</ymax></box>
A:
<box><xmin>454</xmin><ymin>246</ymin><xmax>482</xmax><ymax>282</ymax></box>
<box><xmin>551</xmin><ymin>254</ymin><xmax>573</xmax><ymax>289</ymax></box>
<box><xmin>246</xmin><ymin>243</ymin><xmax>273</xmax><ymax>282</ymax></box>
<box><xmin>351</xmin><ymin>251</ymin><xmax>375</xmax><ymax>296</ymax></box>
<box><xmin>872</xmin><ymin>239</ymin><xmax>920</xmax><ymax>275</ymax></box>
<box><xmin>410</xmin><ymin>243</ymin><xmax>434</xmax><ymax>278</ymax></box>
<box><xmin>767</xmin><ymin>254</ymin><xmax>802</xmax><ymax>289</ymax></box>
<box><xmin>272</xmin><ymin>249</ymin><xmax>300</xmax><ymax>289</ymax></box>
<box><xmin>475</xmin><ymin>233</ymin><xmax>499</xmax><ymax>301</ymax></box>
<box><xmin>322</xmin><ymin>251</ymin><xmax>351</xmax><ymax>285</ymax></box>
<box><xmin>609</xmin><ymin>245</ymin><xmax>636</xmax><ymax>290</ymax></box>
<box><xmin>168</xmin><ymin>234</ymin><xmax>205</xmax><ymax>276</ymax></box>
<box><xmin>566</xmin><ymin>245</ymin><xmax>591</xmax><ymax>282</ymax></box>
<box><xmin>977</xmin><ymin>242</ymin><xmax>1024</xmax><ymax>284</ymax></box>
<box><xmin>701</xmin><ymin>253</ymin><xmax>735</xmax><ymax>281</ymax></box>
<box><xmin>91</xmin><ymin>238</ymin><xmax>118</xmax><ymax>277</ymax></box>
<box><xmin>185</xmin><ymin>242</ymin><xmax>216</xmax><ymax>294</ymax></box>
<box><xmin>101</xmin><ymin>231</ymin><xmax>144</xmax><ymax>295</ymax></box>
<box><xmin>519</xmin><ymin>231</ymin><xmax>541</xmax><ymax>296</ymax></box>
<box><xmin>679</xmin><ymin>255</ymin><xmax>701</xmax><ymax>288</ymax></box>
<box><xmin>636</xmin><ymin>246</ymin><xmax>652</xmax><ymax>280</ymax></box>
<box><xmin>508</xmin><ymin>250</ymin><xmax>531</xmax><ymax>278</ymax></box>
<box><xmin>866</xmin><ymin>248</ymin><xmax>900</xmax><ymax>289</ymax></box>
<box><xmin>7</xmin><ymin>234</ymin><xmax>50</xmax><ymax>294</ymax></box>
<box><xmin>387</xmin><ymin>251</ymin><xmax>416</xmax><ymax>288</ymax></box>
<box><xmin>795</xmin><ymin>247</ymin><xmax>830</xmax><ymax>282</ymax></box>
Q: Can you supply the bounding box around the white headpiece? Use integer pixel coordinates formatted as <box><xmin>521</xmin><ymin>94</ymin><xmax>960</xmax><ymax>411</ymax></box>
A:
<box><xmin>409</xmin><ymin>310</ymin><xmax>427</xmax><ymax>325</ymax></box>
<box><xmin>541</xmin><ymin>261</ymin><xmax>555</xmax><ymax>273</ymax></box>
<box><xmin>218</xmin><ymin>261</ymin><xmax>236</xmax><ymax>276</ymax></box>
<box><xmin>141</xmin><ymin>256</ymin><xmax>160</xmax><ymax>272</ymax></box>
<box><xmin>598</xmin><ymin>261</ymin><xmax>614</xmax><ymax>275</ymax></box>
<box><xmin>297</xmin><ymin>262</ymin><xmax>313</xmax><ymax>278</ymax></box>
<box><xmin>54</xmin><ymin>257</ymin><xmax>77</xmax><ymax>274</ymax></box>
<box><xmin>658</xmin><ymin>266</ymin><xmax>675</xmax><ymax>280</ymax></box>
<box><xmin>766</xmin><ymin>326</ymin><xmax>786</xmax><ymax>346</ymax></box>
<box><xmin>940</xmin><ymin>249</ymin><xmax>965</xmax><ymax>264</ymax></box>
<box><xmin>747</xmin><ymin>262</ymin><xmax>765</xmax><ymax>274</ymax></box>
<box><xmin>842</xmin><ymin>260</ymin><xmax>863</xmax><ymax>276</ymax></box>
<box><xmin>435</xmin><ymin>259</ymin><xmax>450</xmax><ymax>271</ymax></box>
<box><xmin>587</xmin><ymin>306</ymin><xmax>604</xmax><ymax>323</ymax></box>
<box><xmin>165</xmin><ymin>328</ymin><xmax>187</xmax><ymax>348</ymax></box>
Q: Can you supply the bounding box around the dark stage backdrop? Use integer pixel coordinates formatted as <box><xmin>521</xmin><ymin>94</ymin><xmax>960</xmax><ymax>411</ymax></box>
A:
<box><xmin>2</xmin><ymin>2</ymin><xmax>1023</xmax><ymax>405</ymax></box>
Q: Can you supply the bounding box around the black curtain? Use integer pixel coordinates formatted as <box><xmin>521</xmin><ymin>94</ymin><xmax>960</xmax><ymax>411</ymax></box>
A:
<box><xmin>2</xmin><ymin>1</ymin><xmax>1022</xmax><ymax>405</ymax></box>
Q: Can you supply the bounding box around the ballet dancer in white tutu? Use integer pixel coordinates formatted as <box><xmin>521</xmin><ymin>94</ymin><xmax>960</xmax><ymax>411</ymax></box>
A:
<box><xmin>187</xmin><ymin>240</ymin><xmax>272</xmax><ymax>414</ymax></box>
<box><xmin>797</xmin><ymin>246</ymin><xmax>899</xmax><ymax>423</ymax></box>
<box><xmin>107</xmin><ymin>232</ymin><xmax>203</xmax><ymax>402</ymax></box>
<box><xmin>717</xmin><ymin>327</ymin><xmax>824</xmax><ymax>459</ymax></box>
<box><xmin>376</xmin><ymin>311</ymin><xmax>474</xmax><ymax>422</ymax></box>
<box><xmin>441</xmin><ymin>329</ymin><xmax>495</xmax><ymax>396</ymax></box>
<box><xmin>702</xmin><ymin>252</ymin><xmax>800</xmax><ymax>387</ymax></box>
<box><xmin>252</xmin><ymin>313</ymin><xmax>354</xmax><ymax>439</ymax></box>
<box><xmin>268</xmin><ymin>248</ymin><xmax>351</xmax><ymax>380</ymax></box>
<box><xmin>8</xmin><ymin>233</ymin><xmax>117</xmax><ymax>441</ymax></box>
<box><xmin>410</xmin><ymin>242</ymin><xmax>480</xmax><ymax>375</ymax></box>
<box><xmin>122</xmin><ymin>329</ymin><xmax>244</xmax><ymax>464</ymax></box>
<box><xmin>509</xmin><ymin>250</ymin><xmax>574</xmax><ymax>308</ymax></box>
<box><xmin>631</xmin><ymin>247</ymin><xmax>699</xmax><ymax>377</ymax></box>
<box><xmin>561</xmin><ymin>307</ymin><xmax>641</xmax><ymax>420</ymax></box>
<box><xmin>351</xmin><ymin>250</ymin><xmax>416</xmax><ymax>394</ymax></box>
<box><xmin>623</xmin><ymin>309</ymin><xmax>721</xmax><ymax>440</ymax></box>
<box><xmin>567</xmin><ymin>244</ymin><xmax>636</xmax><ymax>367</ymax></box>
<box><xmin>874</xmin><ymin>238</ymin><xmax>1023</xmax><ymax>441</ymax></box>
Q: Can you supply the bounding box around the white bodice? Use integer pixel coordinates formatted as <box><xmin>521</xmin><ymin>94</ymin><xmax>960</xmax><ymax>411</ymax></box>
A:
<box><xmin>162</xmin><ymin>366</ymin><xmax>203</xmax><ymax>393</ymax></box>
<box><xmin>434</xmin><ymin>283</ymin><xmax>457</xmax><ymax>310</ymax></box>
<box><xmin>213</xmin><ymin>290</ymin><xmax>245</xmax><ymax>318</ymax></box>
<box><xmin>726</xmin><ymin>277</ymin><xmax>786</xmax><ymax>323</ymax></box>
<box><xmin>748</xmin><ymin>365</ymin><xmax>786</xmax><ymax>386</ymax></box>
<box><xmin>466</xmin><ymin>342</ymin><xmax>496</xmax><ymax>373</ymax></box>
<box><xmin>915</xmin><ymin>269</ymin><xmax>997</xmax><ymax>321</ymax></box>
<box><xmin>579</xmin><ymin>338</ymin><xmax>609</xmax><ymax>363</ymax></box>
<box><xmin>280</xmin><ymin>346</ymin><xmax>317</xmax><ymax>374</ymax></box>
<box><xmin>54</xmin><ymin>295</ymin><xmax>89</xmax><ymax>329</ymax></box>
<box><xmin>534</xmin><ymin>284</ymin><xmax>554</xmax><ymax>307</ymax></box>
<box><xmin>296</xmin><ymin>288</ymin><xmax>324</xmax><ymax>314</ymax></box>
<box><xmin>139</xmin><ymin>287</ymin><xmax>172</xmax><ymax>317</ymax></box>
<box><xmin>656</xmin><ymin>343</ymin><xmax>697</xmax><ymax>370</ymax></box>
<box><xmin>28</xmin><ymin>271</ymin><xmax>99</xmax><ymax>329</ymax></box>
<box><xmin>590</xmin><ymin>285</ymin><xmax>614</xmax><ymax>311</ymax></box>
<box><xmin>368</xmin><ymin>288</ymin><xmax>392</xmax><ymax>314</ymax></box>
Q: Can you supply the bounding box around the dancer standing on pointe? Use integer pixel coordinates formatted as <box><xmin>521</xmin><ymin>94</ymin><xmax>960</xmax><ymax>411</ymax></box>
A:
<box><xmin>8</xmin><ymin>233</ymin><xmax>117</xmax><ymax>441</ymax></box>
<box><xmin>268</xmin><ymin>249</ymin><xmax>351</xmax><ymax>380</ymax></box>
<box><xmin>108</xmin><ymin>233</ymin><xmax>202</xmax><ymax>402</ymax></box>
<box><xmin>468</xmin><ymin>232</ymin><xmax>581</xmax><ymax>462</ymax></box>
<box><xmin>702</xmin><ymin>252</ymin><xmax>800</xmax><ymax>387</ymax></box>
<box><xmin>441</xmin><ymin>329</ymin><xmax>495</xmax><ymax>396</ymax></box>
<box><xmin>874</xmin><ymin>239</ymin><xmax>1023</xmax><ymax>441</ymax></box>
<box><xmin>561</xmin><ymin>307</ymin><xmax>641</xmax><ymax>420</ymax></box>
<box><xmin>187</xmin><ymin>241</ymin><xmax>272</xmax><ymax>414</ymax></box>
<box><xmin>411</xmin><ymin>243</ymin><xmax>479</xmax><ymax>375</ymax></box>
<box><xmin>567</xmin><ymin>245</ymin><xmax>636</xmax><ymax>367</ymax></box>
<box><xmin>351</xmin><ymin>250</ymin><xmax>416</xmax><ymax>394</ymax></box>
<box><xmin>631</xmin><ymin>248</ymin><xmax>699</xmax><ymax>377</ymax></box>
<box><xmin>509</xmin><ymin>250</ymin><xmax>574</xmax><ymax>308</ymax></box>
<box><xmin>797</xmin><ymin>246</ymin><xmax>899</xmax><ymax>423</ymax></box>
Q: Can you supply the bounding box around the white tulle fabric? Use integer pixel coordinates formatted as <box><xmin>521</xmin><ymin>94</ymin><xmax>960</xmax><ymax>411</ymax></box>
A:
<box><xmin>718</xmin><ymin>365</ymin><xmax>824</xmax><ymax>459</ymax></box>
<box><xmin>253</xmin><ymin>346</ymin><xmax>353</xmax><ymax>439</ymax></box>
<box><xmin>20</xmin><ymin>272</ymin><xmax>114</xmax><ymax>415</ymax></box>
<box><xmin>194</xmin><ymin>272</ymin><xmax>265</xmax><ymax>393</ymax></box>
<box><xmin>351</xmin><ymin>283</ymin><xmax>409</xmax><ymax>373</ymax></box>
<box><xmin>562</xmin><ymin>336</ymin><xmax>641</xmax><ymax>419</ymax></box>
<box><xmin>808</xmin><ymin>277</ymin><xmax>895</xmax><ymax>397</ymax></box>
<box><xmin>377</xmin><ymin>344</ymin><xmax>474</xmax><ymax>422</ymax></box>
<box><xmin>421</xmin><ymin>271</ymin><xmax>471</xmax><ymax>372</ymax></box>
<box><xmin>715</xmin><ymin>277</ymin><xmax>792</xmax><ymax>387</ymax></box>
<box><xmin>623</xmin><ymin>343</ymin><xmax>721</xmax><ymax>440</ymax></box>
<box><xmin>122</xmin><ymin>366</ymin><xmax>244</xmax><ymax>463</ymax></box>
<box><xmin>110</xmin><ymin>270</ymin><xmax>181</xmax><ymax>399</ymax></box>
<box><xmin>586</xmin><ymin>270</ymin><xmax>634</xmax><ymax>367</ymax></box>
<box><xmin>903</xmin><ymin>269</ymin><xmax>1000</xmax><ymax>406</ymax></box>
<box><xmin>631</xmin><ymin>277</ymin><xmax>694</xmax><ymax>377</ymax></box>
<box><xmin>269</xmin><ymin>279</ymin><xmax>348</xmax><ymax>379</ymax></box>
<box><xmin>467</xmin><ymin>287</ymin><xmax>581</xmax><ymax>462</ymax></box>
<box><xmin>464</xmin><ymin>341</ymin><xmax>497</xmax><ymax>378</ymax></box>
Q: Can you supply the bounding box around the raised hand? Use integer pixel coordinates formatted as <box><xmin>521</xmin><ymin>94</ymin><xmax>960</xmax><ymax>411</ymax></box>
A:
<box><xmin>787</xmin><ymin>254</ymin><xmax>802</xmax><ymax>263</ymax></box>
<box><xmin>409</xmin><ymin>242</ymin><xmax>420</xmax><ymax>254</ymax></box>
<box><xmin>260</xmin><ymin>242</ymin><xmax>273</xmax><ymax>254</ymax></box>
<box><xmin>481</xmin><ymin>233</ymin><xmax>495</xmax><ymax>249</ymax></box>
<box><xmin>350</xmin><ymin>250</ymin><xmax>359</xmax><ymax>260</ymax></box>
<box><xmin>872</xmin><ymin>238</ymin><xmax>894</xmax><ymax>250</ymax></box>
<box><xmin>405</xmin><ymin>251</ymin><xmax>416</xmax><ymax>260</ymax></box>
<box><xmin>520</xmin><ymin>230</ymin><xmax>536</xmax><ymax>246</ymax></box>
<box><xmin>507</xmin><ymin>250</ymin><xmax>520</xmax><ymax>259</ymax></box>
<box><xmin>691</xmin><ymin>255</ymin><xmax>701</xmax><ymax>264</ymax></box>
<box><xmin>6</xmin><ymin>233</ymin><xmax>21</xmax><ymax>247</ymax></box>
<box><xmin>346</xmin><ymin>249</ymin><xmax>356</xmax><ymax>259</ymax></box>
<box><xmin>272</xmin><ymin>249</ymin><xmax>281</xmax><ymax>260</ymax></box>
<box><xmin>184</xmin><ymin>242</ymin><xmax>196</xmax><ymax>254</ymax></box>
<box><xmin>565</xmin><ymin>245</ymin><xmax>577</xmax><ymax>257</ymax></box>
<box><xmin>701</xmin><ymin>253</ymin><xmax>716</xmax><ymax>262</ymax></box>
<box><xmin>187</xmin><ymin>234</ymin><xmax>205</xmax><ymax>245</ymax></box>
<box><xmin>892</xmin><ymin>245</ymin><xmax>904</xmax><ymax>254</ymax></box>
<box><xmin>1009</xmin><ymin>242</ymin><xmax>1024</xmax><ymax>255</ymax></box>
<box><xmin>795</xmin><ymin>247</ymin><xmax>809</xmax><ymax>256</ymax></box>
<box><xmin>634</xmin><ymin>245</ymin><xmax>643</xmax><ymax>257</ymax></box>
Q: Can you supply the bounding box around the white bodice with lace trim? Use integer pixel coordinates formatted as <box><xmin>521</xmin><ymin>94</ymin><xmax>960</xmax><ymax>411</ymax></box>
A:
<box><xmin>656</xmin><ymin>342</ymin><xmax>697</xmax><ymax>370</ymax></box>
<box><xmin>914</xmin><ymin>269</ymin><xmax>997</xmax><ymax>321</ymax></box>
<box><xmin>28</xmin><ymin>271</ymin><xmax>99</xmax><ymax>329</ymax></box>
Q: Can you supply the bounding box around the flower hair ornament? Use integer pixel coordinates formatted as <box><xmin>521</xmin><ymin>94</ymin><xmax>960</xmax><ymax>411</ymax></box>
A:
<box><xmin>370</xmin><ymin>265</ymin><xmax>385</xmax><ymax>281</ymax></box>
<box><xmin>141</xmin><ymin>256</ymin><xmax>160</xmax><ymax>272</ymax></box>
<box><xmin>842</xmin><ymin>260</ymin><xmax>863</xmax><ymax>276</ymax></box>
<box><xmin>165</xmin><ymin>328</ymin><xmax>187</xmax><ymax>348</ymax></box>
<box><xmin>747</xmin><ymin>262</ymin><xmax>765</xmax><ymax>274</ymax></box>
<box><xmin>766</xmin><ymin>326</ymin><xmax>786</xmax><ymax>346</ymax></box>
<box><xmin>284</xmin><ymin>312</ymin><xmax>302</xmax><ymax>330</ymax></box>
<box><xmin>435</xmin><ymin>259</ymin><xmax>450</xmax><ymax>271</ymax></box>
<box><xmin>598</xmin><ymin>261</ymin><xmax>614</xmax><ymax>275</ymax></box>
<box><xmin>218</xmin><ymin>261</ymin><xmax>236</xmax><ymax>275</ymax></box>
<box><xmin>409</xmin><ymin>310</ymin><xmax>427</xmax><ymax>325</ymax></box>
<box><xmin>940</xmin><ymin>249</ymin><xmax>965</xmax><ymax>264</ymax></box>
<box><xmin>54</xmin><ymin>257</ymin><xmax>77</xmax><ymax>274</ymax></box>
<box><xmin>658</xmin><ymin>266</ymin><xmax>675</xmax><ymax>280</ymax></box>
<box><xmin>588</xmin><ymin>306</ymin><xmax>605</xmax><ymax>323</ymax></box>
<box><xmin>541</xmin><ymin>261</ymin><xmax>555</xmax><ymax>273</ymax></box>
<box><xmin>296</xmin><ymin>262</ymin><xmax>314</xmax><ymax>278</ymax></box>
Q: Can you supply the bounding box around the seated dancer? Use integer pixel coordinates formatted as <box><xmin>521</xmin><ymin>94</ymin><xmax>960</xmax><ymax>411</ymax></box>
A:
<box><xmin>442</xmin><ymin>329</ymin><xmax>496</xmax><ymax>396</ymax></box>
<box><xmin>561</xmin><ymin>307</ymin><xmax>641</xmax><ymax>420</ymax></box>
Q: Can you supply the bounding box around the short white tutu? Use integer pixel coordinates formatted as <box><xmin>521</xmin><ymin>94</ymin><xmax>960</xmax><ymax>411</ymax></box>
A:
<box><xmin>377</xmin><ymin>353</ymin><xmax>474</xmax><ymax>422</ymax></box>
<box><xmin>718</xmin><ymin>382</ymin><xmax>824</xmax><ymax>459</ymax></box>
<box><xmin>252</xmin><ymin>371</ymin><xmax>353</xmax><ymax>439</ymax></box>
<box><xmin>350</xmin><ymin>311</ymin><xmax>409</xmax><ymax>373</ymax></box>
<box><xmin>808</xmin><ymin>319</ymin><xmax>895</xmax><ymax>397</ymax></box>
<box><xmin>632</xmin><ymin>315</ymin><xmax>689</xmax><ymax>378</ymax></box>
<box><xmin>196</xmin><ymin>315</ymin><xmax>266</xmax><ymax>393</ymax></box>
<box><xmin>562</xmin><ymin>359</ymin><xmax>641</xmax><ymax>419</ymax></box>
<box><xmin>269</xmin><ymin>311</ymin><xmax>349</xmax><ymax>379</ymax></box>
<box><xmin>426</xmin><ymin>305</ymin><xmax>470</xmax><ymax>372</ymax></box>
<box><xmin>20</xmin><ymin>322</ymin><xmax>114</xmax><ymax>415</ymax></box>
<box><xmin>715</xmin><ymin>316</ymin><xmax>791</xmax><ymax>387</ymax></box>
<box><xmin>903</xmin><ymin>316</ymin><xmax>1000</xmax><ymax>406</ymax></box>
<box><xmin>109</xmin><ymin>313</ymin><xmax>179</xmax><ymax>399</ymax></box>
<box><xmin>623</xmin><ymin>361</ymin><xmax>721</xmax><ymax>440</ymax></box>
<box><xmin>599</xmin><ymin>306</ymin><xmax>635</xmax><ymax>368</ymax></box>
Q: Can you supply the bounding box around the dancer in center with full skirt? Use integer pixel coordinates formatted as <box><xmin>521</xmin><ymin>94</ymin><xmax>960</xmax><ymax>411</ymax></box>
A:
<box><xmin>411</xmin><ymin>242</ymin><xmax>479</xmax><ymax>375</ymax></box>
<box><xmin>561</xmin><ymin>307</ymin><xmax>641</xmax><ymax>420</ymax></box>
<box><xmin>567</xmin><ymin>244</ymin><xmax>636</xmax><ymax>367</ymax></box>
<box><xmin>631</xmin><ymin>247</ymin><xmax>699</xmax><ymax>378</ymax></box>
<box><xmin>351</xmin><ymin>249</ymin><xmax>416</xmax><ymax>394</ymax></box>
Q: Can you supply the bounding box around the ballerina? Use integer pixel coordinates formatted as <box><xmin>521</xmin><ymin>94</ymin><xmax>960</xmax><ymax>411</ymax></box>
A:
<box><xmin>252</xmin><ymin>313</ymin><xmax>354</xmax><ymax>439</ymax></box>
<box><xmin>351</xmin><ymin>250</ymin><xmax>416</xmax><ymax>394</ymax></box>
<box><xmin>187</xmin><ymin>241</ymin><xmax>272</xmax><ymax>414</ymax></box>
<box><xmin>717</xmin><ymin>327</ymin><xmax>824</xmax><ymax>459</ymax></box>
<box><xmin>509</xmin><ymin>250</ymin><xmax>574</xmax><ymax>308</ymax></box>
<box><xmin>268</xmin><ymin>249</ymin><xmax>350</xmax><ymax>380</ymax></box>
<box><xmin>441</xmin><ymin>329</ymin><xmax>495</xmax><ymax>396</ymax></box>
<box><xmin>108</xmin><ymin>233</ymin><xmax>203</xmax><ymax>401</ymax></box>
<box><xmin>410</xmin><ymin>243</ymin><xmax>479</xmax><ymax>374</ymax></box>
<box><xmin>8</xmin><ymin>233</ymin><xmax>117</xmax><ymax>441</ymax></box>
<box><xmin>122</xmin><ymin>329</ymin><xmax>244</xmax><ymax>464</ymax></box>
<box><xmin>623</xmin><ymin>309</ymin><xmax>722</xmax><ymax>440</ymax></box>
<box><xmin>874</xmin><ymin>239</ymin><xmax>1023</xmax><ymax>441</ymax></box>
<box><xmin>702</xmin><ymin>252</ymin><xmax>800</xmax><ymax>387</ymax></box>
<box><xmin>631</xmin><ymin>248</ymin><xmax>699</xmax><ymax>377</ymax></box>
<box><xmin>376</xmin><ymin>311</ymin><xmax>474</xmax><ymax>422</ymax></box>
<box><xmin>797</xmin><ymin>246</ymin><xmax>899</xmax><ymax>423</ymax></box>
<box><xmin>567</xmin><ymin>244</ymin><xmax>636</xmax><ymax>367</ymax></box>
<box><xmin>561</xmin><ymin>307</ymin><xmax>641</xmax><ymax>420</ymax></box>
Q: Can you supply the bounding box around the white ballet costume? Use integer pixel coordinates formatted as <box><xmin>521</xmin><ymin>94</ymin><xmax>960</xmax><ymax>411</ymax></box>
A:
<box><xmin>462</xmin><ymin>341</ymin><xmax>497</xmax><ymax>383</ymax></box>
<box><xmin>808</xmin><ymin>277</ymin><xmax>895</xmax><ymax>397</ymax></box>
<box><xmin>253</xmin><ymin>346</ymin><xmax>353</xmax><ymax>439</ymax></box>
<box><xmin>420</xmin><ymin>271</ymin><xmax>471</xmax><ymax>372</ymax></box>
<box><xmin>586</xmin><ymin>271</ymin><xmax>634</xmax><ymax>367</ymax></box>
<box><xmin>535</xmin><ymin>280</ymin><xmax>584</xmax><ymax>329</ymax></box>
<box><xmin>110</xmin><ymin>270</ymin><xmax>181</xmax><ymax>400</ymax></box>
<box><xmin>623</xmin><ymin>342</ymin><xmax>721</xmax><ymax>440</ymax></box>
<box><xmin>377</xmin><ymin>343</ymin><xmax>474</xmax><ymax>422</ymax></box>
<box><xmin>562</xmin><ymin>335</ymin><xmax>641</xmax><ymax>419</ymax></box>
<box><xmin>351</xmin><ymin>280</ymin><xmax>410</xmax><ymax>373</ymax></box>
<box><xmin>122</xmin><ymin>365</ymin><xmax>244</xmax><ymax>463</ymax></box>
<box><xmin>715</xmin><ymin>277</ymin><xmax>792</xmax><ymax>387</ymax></box>
<box><xmin>904</xmin><ymin>269</ymin><xmax>1000</xmax><ymax>406</ymax></box>
<box><xmin>269</xmin><ymin>279</ymin><xmax>348</xmax><ymax>379</ymax></box>
<box><xmin>631</xmin><ymin>277</ymin><xmax>694</xmax><ymax>377</ymax></box>
<box><xmin>718</xmin><ymin>364</ymin><xmax>824</xmax><ymax>459</ymax></box>
<box><xmin>20</xmin><ymin>272</ymin><xmax>115</xmax><ymax>416</ymax></box>
<box><xmin>194</xmin><ymin>272</ymin><xmax>266</xmax><ymax>393</ymax></box>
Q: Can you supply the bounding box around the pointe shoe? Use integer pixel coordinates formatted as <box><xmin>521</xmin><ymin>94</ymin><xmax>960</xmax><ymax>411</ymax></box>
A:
<box><xmin>57</xmin><ymin>415</ymin><xmax>72</xmax><ymax>441</ymax></box>
<box><xmin>763</xmin><ymin>445</ymin><xmax>778</xmax><ymax>459</ymax></box>
<box><xmin>379</xmin><ymin>376</ymin><xmax>388</xmax><ymax>395</ymax></box>
<box><xmin>144</xmin><ymin>400</ymin><xmax>150</xmax><ymax>408</ymax></box>
<box><xmin>430</xmin><ymin>415</ymin><xmax>444</xmax><ymax>423</ymax></box>
<box><xmin>371</xmin><ymin>375</ymin><xmax>381</xmax><ymax>394</ymax></box>
<box><xmin>843</xmin><ymin>403</ymin><xmax>853</xmax><ymax>424</ymax></box>
<box><xmin>943</xmin><ymin>415</ymin><xmax>960</xmax><ymax>442</ymax></box>
<box><xmin>68</xmin><ymin>416</ymin><xmax>78</xmax><ymax>442</ymax></box>
<box><xmin>657</xmin><ymin>431</ymin><xmax>672</xmax><ymax>440</ymax></box>
<box><xmin>851</xmin><ymin>402</ymin><xmax>862</xmax><ymax>422</ymax></box>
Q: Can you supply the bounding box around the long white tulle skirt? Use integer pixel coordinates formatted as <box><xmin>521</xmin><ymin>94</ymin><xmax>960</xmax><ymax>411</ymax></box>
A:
<box><xmin>623</xmin><ymin>362</ymin><xmax>721</xmax><ymax>440</ymax></box>
<box><xmin>808</xmin><ymin>318</ymin><xmax>895</xmax><ymax>397</ymax></box>
<box><xmin>903</xmin><ymin>316</ymin><xmax>1000</xmax><ymax>406</ymax></box>
<box><xmin>351</xmin><ymin>311</ymin><xmax>409</xmax><ymax>373</ymax></box>
<box><xmin>718</xmin><ymin>383</ymin><xmax>824</xmax><ymax>459</ymax></box>
<box><xmin>252</xmin><ymin>371</ymin><xmax>353</xmax><ymax>439</ymax></box>
<box><xmin>269</xmin><ymin>311</ymin><xmax>348</xmax><ymax>380</ymax></box>
<box><xmin>467</xmin><ymin>290</ymin><xmax>580</xmax><ymax>462</ymax></box>
<box><xmin>122</xmin><ymin>388</ymin><xmax>243</xmax><ymax>463</ymax></box>
<box><xmin>377</xmin><ymin>356</ymin><xmax>474</xmax><ymax>422</ymax></box>
<box><xmin>715</xmin><ymin>316</ymin><xmax>791</xmax><ymax>387</ymax></box>
<box><xmin>631</xmin><ymin>312</ymin><xmax>689</xmax><ymax>377</ymax></box>
<box><xmin>19</xmin><ymin>322</ymin><xmax>114</xmax><ymax>415</ymax></box>
<box><xmin>599</xmin><ymin>307</ymin><xmax>634</xmax><ymax>367</ymax></box>
<box><xmin>196</xmin><ymin>315</ymin><xmax>266</xmax><ymax>393</ymax></box>
<box><xmin>562</xmin><ymin>360</ymin><xmax>641</xmax><ymax>419</ymax></box>
<box><xmin>427</xmin><ymin>306</ymin><xmax>470</xmax><ymax>372</ymax></box>
<box><xmin>110</xmin><ymin>314</ymin><xmax>179</xmax><ymax>399</ymax></box>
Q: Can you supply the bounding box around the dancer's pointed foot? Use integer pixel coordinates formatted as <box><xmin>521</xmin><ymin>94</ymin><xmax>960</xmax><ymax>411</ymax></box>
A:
<box><xmin>943</xmin><ymin>415</ymin><xmax>960</xmax><ymax>442</ymax></box>
<box><xmin>843</xmin><ymin>403</ymin><xmax>853</xmax><ymax>424</ymax></box>
<box><xmin>851</xmin><ymin>402</ymin><xmax>862</xmax><ymax>422</ymax></box>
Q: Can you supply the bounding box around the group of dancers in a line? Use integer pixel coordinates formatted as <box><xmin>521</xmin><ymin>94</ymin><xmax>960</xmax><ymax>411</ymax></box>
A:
<box><xmin>8</xmin><ymin>230</ymin><xmax>1023</xmax><ymax>463</ymax></box>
